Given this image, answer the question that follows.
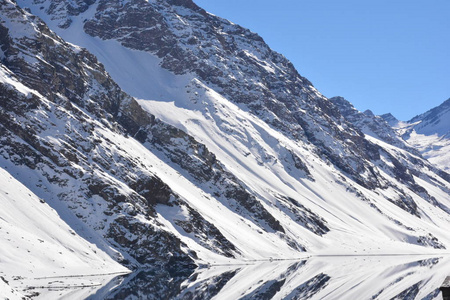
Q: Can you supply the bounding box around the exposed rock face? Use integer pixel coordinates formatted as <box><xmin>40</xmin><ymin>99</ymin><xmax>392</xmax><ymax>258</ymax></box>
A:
<box><xmin>2</xmin><ymin>0</ymin><xmax>273</xmax><ymax>267</ymax></box>
<box><xmin>3</xmin><ymin>0</ymin><xmax>450</xmax><ymax>273</ymax></box>
<box><xmin>392</xmin><ymin>98</ymin><xmax>450</xmax><ymax>172</ymax></box>
<box><xmin>76</xmin><ymin>0</ymin><xmax>450</xmax><ymax>202</ymax></box>
<box><xmin>408</xmin><ymin>98</ymin><xmax>450</xmax><ymax>136</ymax></box>
<box><xmin>276</xmin><ymin>196</ymin><xmax>329</xmax><ymax>236</ymax></box>
<box><xmin>380</xmin><ymin>112</ymin><xmax>400</xmax><ymax>127</ymax></box>
<box><xmin>76</xmin><ymin>0</ymin><xmax>389</xmax><ymax>190</ymax></box>
<box><xmin>330</xmin><ymin>96</ymin><xmax>419</xmax><ymax>155</ymax></box>
<box><xmin>331</xmin><ymin>96</ymin><xmax>450</xmax><ymax>215</ymax></box>
<box><xmin>0</xmin><ymin>0</ymin><xmax>194</xmax><ymax>267</ymax></box>
<box><xmin>147</xmin><ymin>118</ymin><xmax>285</xmax><ymax>233</ymax></box>
<box><xmin>381</xmin><ymin>98</ymin><xmax>450</xmax><ymax>174</ymax></box>
<box><xmin>1</xmin><ymin>0</ymin><xmax>308</xmax><ymax>270</ymax></box>
<box><xmin>24</xmin><ymin>0</ymin><xmax>95</xmax><ymax>28</ymax></box>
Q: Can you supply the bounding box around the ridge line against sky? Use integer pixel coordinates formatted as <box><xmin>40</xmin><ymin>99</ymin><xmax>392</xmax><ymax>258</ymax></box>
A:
<box><xmin>193</xmin><ymin>0</ymin><xmax>450</xmax><ymax>121</ymax></box>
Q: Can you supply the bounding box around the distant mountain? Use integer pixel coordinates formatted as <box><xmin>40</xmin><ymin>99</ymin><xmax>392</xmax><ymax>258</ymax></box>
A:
<box><xmin>335</xmin><ymin>96</ymin><xmax>450</xmax><ymax>173</ymax></box>
<box><xmin>408</xmin><ymin>98</ymin><xmax>450</xmax><ymax>136</ymax></box>
<box><xmin>386</xmin><ymin>98</ymin><xmax>450</xmax><ymax>172</ymax></box>
<box><xmin>380</xmin><ymin>113</ymin><xmax>400</xmax><ymax>127</ymax></box>
<box><xmin>1</xmin><ymin>0</ymin><xmax>450</xmax><ymax>298</ymax></box>
<box><xmin>330</xmin><ymin>96</ymin><xmax>420</xmax><ymax>155</ymax></box>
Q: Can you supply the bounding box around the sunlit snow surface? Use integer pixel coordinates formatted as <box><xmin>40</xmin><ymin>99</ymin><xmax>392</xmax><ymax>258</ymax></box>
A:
<box><xmin>14</xmin><ymin>0</ymin><xmax>450</xmax><ymax>258</ymax></box>
<box><xmin>5</xmin><ymin>1</ymin><xmax>450</xmax><ymax>299</ymax></box>
<box><xmin>392</xmin><ymin>101</ymin><xmax>450</xmax><ymax>172</ymax></box>
<box><xmin>0</xmin><ymin>167</ymin><xmax>129</xmax><ymax>299</ymax></box>
<box><xmin>405</xmin><ymin>130</ymin><xmax>450</xmax><ymax>172</ymax></box>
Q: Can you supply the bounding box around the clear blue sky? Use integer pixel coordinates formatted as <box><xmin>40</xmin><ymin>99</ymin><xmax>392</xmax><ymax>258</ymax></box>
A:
<box><xmin>194</xmin><ymin>0</ymin><xmax>450</xmax><ymax>121</ymax></box>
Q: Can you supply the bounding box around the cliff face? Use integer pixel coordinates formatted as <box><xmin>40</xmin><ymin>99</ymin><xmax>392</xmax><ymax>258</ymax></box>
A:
<box><xmin>1</xmin><ymin>0</ymin><xmax>304</xmax><ymax>269</ymax></box>
<box><xmin>408</xmin><ymin>98</ymin><xmax>450</xmax><ymax>136</ymax></box>
<box><xmin>2</xmin><ymin>0</ymin><xmax>450</xmax><ymax>279</ymax></box>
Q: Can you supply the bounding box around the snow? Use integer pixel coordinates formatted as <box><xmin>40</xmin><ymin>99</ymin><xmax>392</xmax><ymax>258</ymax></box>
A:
<box><xmin>3</xmin><ymin>4</ymin><xmax>450</xmax><ymax>259</ymax></box>
<box><xmin>0</xmin><ymin>65</ymin><xmax>40</xmax><ymax>98</ymax></box>
<box><xmin>406</xmin><ymin>130</ymin><xmax>450</xmax><ymax>172</ymax></box>
<box><xmin>4</xmin><ymin>1</ymin><xmax>450</xmax><ymax>298</ymax></box>
<box><xmin>15</xmin><ymin>0</ymin><xmax>193</xmax><ymax>104</ymax></box>
<box><xmin>137</xmin><ymin>79</ymin><xmax>450</xmax><ymax>256</ymax></box>
<box><xmin>11</xmin><ymin>4</ymin><xmax>447</xmax><ymax>257</ymax></box>
<box><xmin>0</xmin><ymin>4</ymin><xmax>37</xmax><ymax>39</ymax></box>
<box><xmin>391</xmin><ymin>99</ymin><xmax>450</xmax><ymax>171</ymax></box>
<box><xmin>0</xmin><ymin>166</ymin><xmax>129</xmax><ymax>299</ymax></box>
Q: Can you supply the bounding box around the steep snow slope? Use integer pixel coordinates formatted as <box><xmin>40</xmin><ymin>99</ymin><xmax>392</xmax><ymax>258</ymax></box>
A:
<box><xmin>140</xmin><ymin>81</ymin><xmax>450</xmax><ymax>254</ymax></box>
<box><xmin>19</xmin><ymin>0</ymin><xmax>390</xmax><ymax>190</ymax></box>
<box><xmin>0</xmin><ymin>277</ymin><xmax>25</xmax><ymax>300</ymax></box>
<box><xmin>345</xmin><ymin>97</ymin><xmax>450</xmax><ymax>174</ymax></box>
<box><xmin>408</xmin><ymin>132</ymin><xmax>450</xmax><ymax>172</ymax></box>
<box><xmin>409</xmin><ymin>98</ymin><xmax>450</xmax><ymax>136</ymax></box>
<box><xmin>0</xmin><ymin>0</ymin><xmax>200</xmax><ymax>271</ymax></box>
<box><xmin>4</xmin><ymin>0</ymin><xmax>450</xmax><ymax>274</ymax></box>
<box><xmin>0</xmin><ymin>166</ymin><xmax>128</xmax><ymax>299</ymax></box>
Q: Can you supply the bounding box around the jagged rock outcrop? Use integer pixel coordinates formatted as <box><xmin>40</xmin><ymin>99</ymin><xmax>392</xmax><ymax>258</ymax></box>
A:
<box><xmin>330</xmin><ymin>96</ymin><xmax>419</xmax><ymax>154</ymax></box>
<box><xmin>391</xmin><ymin>98</ymin><xmax>450</xmax><ymax>172</ymax></box>
<box><xmin>408</xmin><ymin>98</ymin><xmax>450</xmax><ymax>136</ymax></box>
<box><xmin>0</xmin><ymin>1</ymin><xmax>193</xmax><ymax>267</ymax></box>
<box><xmin>380</xmin><ymin>112</ymin><xmax>400</xmax><ymax>127</ymax></box>
<box><xmin>379</xmin><ymin>98</ymin><xmax>450</xmax><ymax>173</ymax></box>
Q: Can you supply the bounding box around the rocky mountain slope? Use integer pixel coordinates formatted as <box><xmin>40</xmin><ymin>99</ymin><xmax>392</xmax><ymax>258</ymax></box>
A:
<box><xmin>1</xmin><ymin>0</ymin><xmax>450</xmax><ymax>298</ymax></box>
<box><xmin>330</xmin><ymin>96</ymin><xmax>420</xmax><ymax>155</ymax></box>
<box><xmin>333</xmin><ymin>96</ymin><xmax>450</xmax><ymax>174</ymax></box>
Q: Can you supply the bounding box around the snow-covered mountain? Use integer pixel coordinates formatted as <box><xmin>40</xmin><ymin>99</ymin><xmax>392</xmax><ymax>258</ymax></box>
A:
<box><xmin>330</xmin><ymin>96</ymin><xmax>420</xmax><ymax>155</ymax></box>
<box><xmin>385</xmin><ymin>98</ymin><xmax>450</xmax><ymax>172</ymax></box>
<box><xmin>336</xmin><ymin>95</ymin><xmax>450</xmax><ymax>174</ymax></box>
<box><xmin>1</xmin><ymin>0</ymin><xmax>450</xmax><ymax>298</ymax></box>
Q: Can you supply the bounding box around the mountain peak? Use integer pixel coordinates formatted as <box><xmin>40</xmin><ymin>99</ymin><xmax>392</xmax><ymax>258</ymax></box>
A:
<box><xmin>166</xmin><ymin>0</ymin><xmax>204</xmax><ymax>11</ymax></box>
<box><xmin>363</xmin><ymin>109</ymin><xmax>374</xmax><ymax>117</ymax></box>
<box><xmin>408</xmin><ymin>97</ymin><xmax>450</xmax><ymax>136</ymax></box>
<box><xmin>400</xmin><ymin>97</ymin><xmax>450</xmax><ymax>172</ymax></box>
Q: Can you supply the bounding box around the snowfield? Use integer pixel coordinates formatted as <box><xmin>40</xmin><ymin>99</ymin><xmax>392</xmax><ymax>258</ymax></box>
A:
<box><xmin>0</xmin><ymin>167</ymin><xmax>129</xmax><ymax>299</ymax></box>
<box><xmin>389</xmin><ymin>98</ymin><xmax>450</xmax><ymax>172</ymax></box>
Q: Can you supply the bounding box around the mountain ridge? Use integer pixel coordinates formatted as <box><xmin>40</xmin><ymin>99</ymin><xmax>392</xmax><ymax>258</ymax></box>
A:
<box><xmin>6</xmin><ymin>0</ymin><xmax>450</xmax><ymax>259</ymax></box>
<box><xmin>389</xmin><ymin>97</ymin><xmax>450</xmax><ymax>172</ymax></box>
<box><xmin>2</xmin><ymin>0</ymin><xmax>450</xmax><ymax>298</ymax></box>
